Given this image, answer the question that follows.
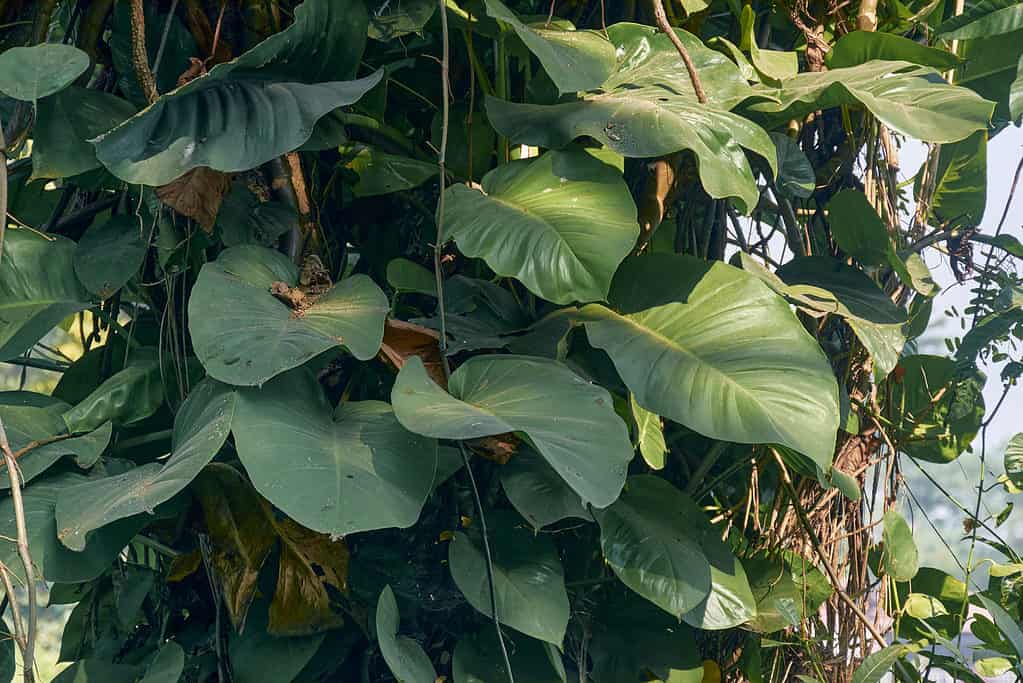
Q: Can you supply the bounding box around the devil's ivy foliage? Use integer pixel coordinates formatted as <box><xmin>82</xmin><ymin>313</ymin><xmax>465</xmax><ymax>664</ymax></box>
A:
<box><xmin>0</xmin><ymin>0</ymin><xmax>1022</xmax><ymax>681</ymax></box>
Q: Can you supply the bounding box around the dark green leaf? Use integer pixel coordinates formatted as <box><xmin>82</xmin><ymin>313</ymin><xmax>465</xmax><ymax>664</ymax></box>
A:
<box><xmin>139</xmin><ymin>642</ymin><xmax>185</xmax><ymax>683</ymax></box>
<box><xmin>454</xmin><ymin>629</ymin><xmax>566</xmax><ymax>683</ymax></box>
<box><xmin>938</xmin><ymin>0</ymin><xmax>1023</xmax><ymax>39</ymax></box>
<box><xmin>500</xmin><ymin>448</ymin><xmax>589</xmax><ymax>529</ymax></box>
<box><xmin>0</xmin><ymin>44</ymin><xmax>89</xmax><ymax>101</ymax></box>
<box><xmin>771</xmin><ymin>133</ymin><xmax>815</xmax><ymax>199</ymax></box>
<box><xmin>62</xmin><ymin>359</ymin><xmax>162</xmax><ymax>433</ymax></box>
<box><xmin>73</xmin><ymin>215</ymin><xmax>148</xmax><ymax>299</ymax></box>
<box><xmin>346</xmin><ymin>145</ymin><xmax>437</xmax><ymax>197</ymax></box>
<box><xmin>376</xmin><ymin>585</ymin><xmax>437</xmax><ymax>683</ymax></box>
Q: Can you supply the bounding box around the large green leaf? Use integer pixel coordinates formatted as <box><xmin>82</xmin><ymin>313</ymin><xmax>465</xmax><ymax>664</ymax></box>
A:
<box><xmin>443</xmin><ymin>147</ymin><xmax>639</xmax><ymax>304</ymax></box>
<box><xmin>749</xmin><ymin>61</ymin><xmax>993</xmax><ymax>144</ymax></box>
<box><xmin>139</xmin><ymin>642</ymin><xmax>185</xmax><ymax>683</ymax></box>
<box><xmin>109</xmin><ymin>3</ymin><xmax>199</xmax><ymax>107</ymax></box>
<box><xmin>376</xmin><ymin>585</ymin><xmax>437</xmax><ymax>683</ymax></box>
<box><xmin>391</xmin><ymin>355</ymin><xmax>632</xmax><ymax>507</ymax></box>
<box><xmin>776</xmin><ymin>257</ymin><xmax>907</xmax><ymax>376</ymax></box>
<box><xmin>1006</xmin><ymin>433</ymin><xmax>1023</xmax><ymax>489</ymax></box>
<box><xmin>62</xmin><ymin>359</ymin><xmax>163</xmax><ymax>433</ymax></box>
<box><xmin>582</xmin><ymin>255</ymin><xmax>840</xmax><ymax>470</ymax></box>
<box><xmin>0</xmin><ymin>393</ymin><xmax>110</xmax><ymax>487</ymax></box>
<box><xmin>500</xmin><ymin>448</ymin><xmax>589</xmax><ymax>529</ymax></box>
<box><xmin>73</xmin><ymin>215</ymin><xmax>148</xmax><ymax>299</ymax></box>
<box><xmin>228</xmin><ymin>600</ymin><xmax>324</xmax><ymax>683</ymax></box>
<box><xmin>593</xmin><ymin>476</ymin><xmax>712</xmax><ymax>620</ymax></box>
<box><xmin>0</xmin><ymin>229</ymin><xmax>91</xmax><ymax>361</ymax></box>
<box><xmin>1011</xmin><ymin>54</ymin><xmax>1023</xmax><ymax>121</ymax></box>
<box><xmin>771</xmin><ymin>133</ymin><xmax>814</xmax><ymax>199</ymax></box>
<box><xmin>953</xmin><ymin>30</ymin><xmax>1023</xmax><ymax>123</ymax></box>
<box><xmin>938</xmin><ymin>0</ymin><xmax>1023</xmax><ymax>39</ymax></box>
<box><xmin>881</xmin><ymin>509</ymin><xmax>919</xmax><ymax>581</ymax></box>
<box><xmin>978</xmin><ymin>595</ymin><xmax>1023</xmax><ymax>666</ymax></box>
<box><xmin>31</xmin><ymin>87</ymin><xmax>137</xmax><ymax>180</ymax></box>
<box><xmin>484</xmin><ymin>0</ymin><xmax>615</xmax><ymax>93</ymax></box>
<box><xmin>851</xmin><ymin>644</ymin><xmax>919</xmax><ymax>683</ymax></box>
<box><xmin>232</xmin><ymin>368</ymin><xmax>437</xmax><ymax>536</ymax></box>
<box><xmin>928</xmin><ymin>130</ymin><xmax>987</xmax><ymax>229</ymax></box>
<box><xmin>826</xmin><ymin>190</ymin><xmax>918</xmax><ymax>291</ymax></box>
<box><xmin>0</xmin><ymin>44</ymin><xmax>89</xmax><ymax>101</ymax></box>
<box><xmin>827</xmin><ymin>31</ymin><xmax>959</xmax><ymax>70</ymax></box>
<box><xmin>0</xmin><ymin>472</ymin><xmax>146</xmax><ymax>583</ymax></box>
<box><xmin>448</xmin><ymin>510</ymin><xmax>570</xmax><ymax>645</ymax></box>
<box><xmin>189</xmin><ymin>245</ymin><xmax>388</xmax><ymax>386</ymax></box>
<box><xmin>486</xmin><ymin>23</ymin><xmax>776</xmax><ymax>212</ymax></box>
<box><xmin>740</xmin><ymin>5</ymin><xmax>797</xmax><ymax>82</ymax></box>
<box><xmin>345</xmin><ymin>145</ymin><xmax>436</xmax><ymax>197</ymax></box>
<box><xmin>54</xmin><ymin>378</ymin><xmax>235</xmax><ymax>551</ymax></box>
<box><xmin>454</xmin><ymin>630</ymin><xmax>565</xmax><ymax>683</ymax></box>
<box><xmin>889</xmin><ymin>355</ymin><xmax>984</xmax><ymax>463</ymax></box>
<box><xmin>93</xmin><ymin>0</ymin><xmax>377</xmax><ymax>185</ymax></box>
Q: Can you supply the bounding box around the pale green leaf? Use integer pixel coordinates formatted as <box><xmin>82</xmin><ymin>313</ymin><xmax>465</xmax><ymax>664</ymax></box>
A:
<box><xmin>377</xmin><ymin>586</ymin><xmax>437</xmax><ymax>683</ymax></box>
<box><xmin>0</xmin><ymin>44</ymin><xmax>89</xmax><ymax>101</ymax></box>
<box><xmin>827</xmin><ymin>31</ymin><xmax>959</xmax><ymax>70</ymax></box>
<box><xmin>882</xmin><ymin>509</ymin><xmax>919</xmax><ymax>582</ymax></box>
<box><xmin>630</xmin><ymin>393</ymin><xmax>667</xmax><ymax>470</ymax></box>
<box><xmin>1006</xmin><ymin>433</ymin><xmax>1023</xmax><ymax>489</ymax></box>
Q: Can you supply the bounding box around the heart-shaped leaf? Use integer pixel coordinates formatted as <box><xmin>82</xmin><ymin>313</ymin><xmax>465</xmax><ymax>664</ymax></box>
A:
<box><xmin>0</xmin><ymin>229</ymin><xmax>91</xmax><ymax>361</ymax></box>
<box><xmin>232</xmin><ymin>368</ymin><xmax>437</xmax><ymax>536</ymax></box>
<box><xmin>0</xmin><ymin>44</ymin><xmax>89</xmax><ymax>101</ymax></box>
<box><xmin>583</xmin><ymin>254</ymin><xmax>840</xmax><ymax>470</ymax></box>
<box><xmin>391</xmin><ymin>355</ymin><xmax>632</xmax><ymax>507</ymax></box>
<box><xmin>500</xmin><ymin>448</ymin><xmax>589</xmax><ymax>529</ymax></box>
<box><xmin>189</xmin><ymin>245</ymin><xmax>388</xmax><ymax>386</ymax></box>
<box><xmin>448</xmin><ymin>510</ymin><xmax>570</xmax><ymax>645</ymax></box>
<box><xmin>73</xmin><ymin>215</ymin><xmax>148</xmax><ymax>299</ymax></box>
<box><xmin>376</xmin><ymin>586</ymin><xmax>437</xmax><ymax>683</ymax></box>
<box><xmin>54</xmin><ymin>378</ymin><xmax>235</xmax><ymax>551</ymax></box>
<box><xmin>443</xmin><ymin>147</ymin><xmax>639</xmax><ymax>304</ymax></box>
<box><xmin>486</xmin><ymin>23</ymin><xmax>776</xmax><ymax>212</ymax></box>
<box><xmin>94</xmin><ymin>0</ymin><xmax>378</xmax><ymax>185</ymax></box>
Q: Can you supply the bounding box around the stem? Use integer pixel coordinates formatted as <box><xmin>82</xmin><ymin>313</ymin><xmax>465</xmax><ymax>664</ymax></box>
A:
<box><xmin>650</xmin><ymin>0</ymin><xmax>708</xmax><ymax>104</ymax></box>
<box><xmin>434</xmin><ymin>3</ymin><xmax>514</xmax><ymax>680</ymax></box>
<box><xmin>152</xmin><ymin>0</ymin><xmax>181</xmax><ymax>76</ymax></box>
<box><xmin>0</xmin><ymin>420</ymin><xmax>36</xmax><ymax>683</ymax></box>
<box><xmin>130</xmin><ymin>0</ymin><xmax>159</xmax><ymax>104</ymax></box>
<box><xmin>683</xmin><ymin>442</ymin><xmax>727</xmax><ymax>495</ymax></box>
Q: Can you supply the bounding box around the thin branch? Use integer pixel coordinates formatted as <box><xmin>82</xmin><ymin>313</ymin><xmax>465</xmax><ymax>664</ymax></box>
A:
<box><xmin>0</xmin><ymin>420</ymin><xmax>36</xmax><ymax>683</ymax></box>
<box><xmin>649</xmin><ymin>0</ymin><xmax>708</xmax><ymax>104</ymax></box>
<box><xmin>129</xmin><ymin>0</ymin><xmax>159</xmax><ymax>104</ymax></box>
<box><xmin>433</xmin><ymin>1</ymin><xmax>515</xmax><ymax>680</ymax></box>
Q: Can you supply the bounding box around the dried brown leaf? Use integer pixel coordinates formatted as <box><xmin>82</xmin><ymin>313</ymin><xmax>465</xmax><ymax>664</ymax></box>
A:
<box><xmin>156</xmin><ymin>166</ymin><xmax>232</xmax><ymax>233</ymax></box>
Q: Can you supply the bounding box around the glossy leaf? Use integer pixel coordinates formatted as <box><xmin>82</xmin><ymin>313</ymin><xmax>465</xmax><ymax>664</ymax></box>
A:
<box><xmin>189</xmin><ymin>245</ymin><xmax>388</xmax><ymax>385</ymax></box>
<box><xmin>485</xmin><ymin>0</ymin><xmax>616</xmax><ymax>93</ymax></box>
<box><xmin>62</xmin><ymin>359</ymin><xmax>162</xmax><ymax>433</ymax></box>
<box><xmin>827</xmin><ymin>190</ymin><xmax>915</xmax><ymax>289</ymax></box>
<box><xmin>94</xmin><ymin>0</ymin><xmax>377</xmax><ymax>185</ymax></box>
<box><xmin>54</xmin><ymin>379</ymin><xmax>235</xmax><ymax>551</ymax></box>
<box><xmin>448</xmin><ymin>510</ymin><xmax>570</xmax><ymax>645</ymax></box>
<box><xmin>938</xmin><ymin>0</ymin><xmax>1023</xmax><ymax>39</ymax></box>
<box><xmin>583</xmin><ymin>255</ymin><xmax>840</xmax><ymax>470</ymax></box>
<box><xmin>0</xmin><ymin>229</ymin><xmax>91</xmax><ymax>362</ymax></box>
<box><xmin>881</xmin><ymin>509</ymin><xmax>919</xmax><ymax>581</ymax></box>
<box><xmin>500</xmin><ymin>448</ymin><xmax>589</xmax><ymax>529</ymax></box>
<box><xmin>486</xmin><ymin>23</ymin><xmax>776</xmax><ymax>212</ymax></box>
<box><xmin>631</xmin><ymin>393</ymin><xmax>667</xmax><ymax>470</ymax></box>
<box><xmin>233</xmin><ymin>368</ymin><xmax>437</xmax><ymax>536</ymax></box>
<box><xmin>827</xmin><ymin>31</ymin><xmax>958</xmax><ymax>70</ymax></box>
<box><xmin>376</xmin><ymin>585</ymin><xmax>437</xmax><ymax>683</ymax></box>
<box><xmin>978</xmin><ymin>595</ymin><xmax>1023</xmax><ymax>665</ymax></box>
<box><xmin>391</xmin><ymin>355</ymin><xmax>632</xmax><ymax>507</ymax></box>
<box><xmin>750</xmin><ymin>61</ymin><xmax>993</xmax><ymax>144</ymax></box>
<box><xmin>771</xmin><ymin>133</ymin><xmax>814</xmax><ymax>199</ymax></box>
<box><xmin>0</xmin><ymin>44</ymin><xmax>89</xmax><ymax>101</ymax></box>
<box><xmin>593</xmin><ymin>476</ymin><xmax>713</xmax><ymax>619</ymax></box>
<box><xmin>346</xmin><ymin>145</ymin><xmax>436</xmax><ymax>197</ymax></box>
<box><xmin>740</xmin><ymin>6</ymin><xmax>797</xmax><ymax>82</ymax></box>
<box><xmin>929</xmin><ymin>130</ymin><xmax>987</xmax><ymax>229</ymax></box>
<box><xmin>73</xmin><ymin>215</ymin><xmax>148</xmax><ymax>298</ymax></box>
<box><xmin>443</xmin><ymin>147</ymin><xmax>639</xmax><ymax>304</ymax></box>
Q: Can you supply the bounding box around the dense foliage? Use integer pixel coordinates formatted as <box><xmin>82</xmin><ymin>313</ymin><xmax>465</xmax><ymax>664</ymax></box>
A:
<box><xmin>1</xmin><ymin>0</ymin><xmax>1023</xmax><ymax>681</ymax></box>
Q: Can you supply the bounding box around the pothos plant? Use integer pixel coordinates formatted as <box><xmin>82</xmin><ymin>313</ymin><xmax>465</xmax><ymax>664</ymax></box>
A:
<box><xmin>0</xmin><ymin>0</ymin><xmax>1022</xmax><ymax>681</ymax></box>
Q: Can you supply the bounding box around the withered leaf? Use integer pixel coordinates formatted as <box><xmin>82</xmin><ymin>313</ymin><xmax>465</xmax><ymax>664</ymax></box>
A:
<box><xmin>378</xmin><ymin>319</ymin><xmax>446</xmax><ymax>388</ymax></box>
<box><xmin>156</xmin><ymin>166</ymin><xmax>232</xmax><ymax>233</ymax></box>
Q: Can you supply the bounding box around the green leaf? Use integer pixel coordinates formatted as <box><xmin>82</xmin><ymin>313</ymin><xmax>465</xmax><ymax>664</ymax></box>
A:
<box><xmin>828</xmin><ymin>190</ymin><xmax>893</xmax><ymax>267</ymax></box>
<box><xmin>52</xmin><ymin>660</ymin><xmax>142</xmax><ymax>683</ymax></box>
<box><xmin>852</xmin><ymin>644</ymin><xmax>918</xmax><ymax>683</ymax></box>
<box><xmin>1006</xmin><ymin>433</ymin><xmax>1023</xmax><ymax>489</ymax></box>
<box><xmin>443</xmin><ymin>147</ymin><xmax>639</xmax><ymax>304</ymax></box>
<box><xmin>392</xmin><ymin>355</ymin><xmax>631</xmax><ymax>507</ymax></box>
<box><xmin>228</xmin><ymin>600</ymin><xmax>325</xmax><ymax>683</ymax></box>
<box><xmin>630</xmin><ymin>393</ymin><xmax>667</xmax><ymax>470</ymax></box>
<box><xmin>189</xmin><ymin>245</ymin><xmax>388</xmax><ymax>386</ymax></box>
<box><xmin>216</xmin><ymin>184</ymin><xmax>299</xmax><ymax>248</ymax></box>
<box><xmin>929</xmin><ymin>130</ymin><xmax>987</xmax><ymax>229</ymax></box>
<box><xmin>1012</xmin><ymin>54</ymin><xmax>1023</xmax><ymax>121</ymax></box>
<box><xmin>454</xmin><ymin>630</ymin><xmax>566</xmax><ymax>683</ymax></box>
<box><xmin>744</xmin><ymin>555</ymin><xmax>802</xmax><ymax>632</ymax></box>
<box><xmin>486</xmin><ymin>23</ymin><xmax>776</xmax><ymax>212</ymax></box>
<box><xmin>881</xmin><ymin>509</ymin><xmax>919</xmax><ymax>581</ymax></box>
<box><xmin>938</xmin><ymin>0</ymin><xmax>1023</xmax><ymax>39</ymax></box>
<box><xmin>740</xmin><ymin>6</ymin><xmax>797</xmax><ymax>82</ymax></box>
<box><xmin>109</xmin><ymin>3</ymin><xmax>198</xmax><ymax>106</ymax></box>
<box><xmin>31</xmin><ymin>87</ymin><xmax>136</xmax><ymax>180</ymax></box>
<box><xmin>73</xmin><ymin>215</ymin><xmax>148</xmax><ymax>299</ymax></box>
<box><xmin>376</xmin><ymin>585</ymin><xmax>437</xmax><ymax>683</ymax></box>
<box><xmin>484</xmin><ymin>0</ymin><xmax>616</xmax><ymax>93</ymax></box>
<box><xmin>953</xmin><ymin>30</ymin><xmax>1022</xmax><ymax>123</ymax></box>
<box><xmin>94</xmin><ymin>0</ymin><xmax>378</xmax><ymax>185</ymax></box>
<box><xmin>771</xmin><ymin>133</ymin><xmax>814</xmax><ymax>199</ymax></box>
<box><xmin>233</xmin><ymin>368</ymin><xmax>437</xmax><ymax>536</ymax></box>
<box><xmin>749</xmin><ymin>61</ymin><xmax>993</xmax><ymax>144</ymax></box>
<box><xmin>0</xmin><ymin>472</ymin><xmax>146</xmax><ymax>583</ymax></box>
<box><xmin>368</xmin><ymin>0</ymin><xmax>436</xmax><ymax>40</ymax></box>
<box><xmin>776</xmin><ymin>257</ymin><xmax>907</xmax><ymax>376</ymax></box>
<box><xmin>902</xmin><ymin>593</ymin><xmax>948</xmax><ymax>619</ymax></box>
<box><xmin>62</xmin><ymin>359</ymin><xmax>163</xmax><ymax>433</ymax></box>
<box><xmin>979</xmin><ymin>595</ymin><xmax>1023</xmax><ymax>665</ymax></box>
<box><xmin>500</xmin><ymin>448</ymin><xmax>589</xmax><ymax>529</ymax></box>
<box><xmin>54</xmin><ymin>378</ymin><xmax>234</xmax><ymax>551</ymax></box>
<box><xmin>974</xmin><ymin>657</ymin><xmax>1013</xmax><ymax>677</ymax></box>
<box><xmin>448</xmin><ymin>510</ymin><xmax>570</xmax><ymax>645</ymax></box>
<box><xmin>0</xmin><ymin>393</ymin><xmax>110</xmax><ymax>486</ymax></box>
<box><xmin>827</xmin><ymin>31</ymin><xmax>959</xmax><ymax>70</ymax></box>
<box><xmin>582</xmin><ymin>255</ymin><xmax>839</xmax><ymax>470</ymax></box>
<box><xmin>387</xmin><ymin>258</ymin><xmax>437</xmax><ymax>296</ymax></box>
<box><xmin>593</xmin><ymin>476</ymin><xmax>712</xmax><ymax>619</ymax></box>
<box><xmin>345</xmin><ymin>145</ymin><xmax>437</xmax><ymax>197</ymax></box>
<box><xmin>0</xmin><ymin>229</ymin><xmax>91</xmax><ymax>361</ymax></box>
<box><xmin>0</xmin><ymin>44</ymin><xmax>89</xmax><ymax>101</ymax></box>
<box><xmin>890</xmin><ymin>355</ymin><xmax>983</xmax><ymax>463</ymax></box>
<box><xmin>139</xmin><ymin>642</ymin><xmax>185</xmax><ymax>683</ymax></box>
